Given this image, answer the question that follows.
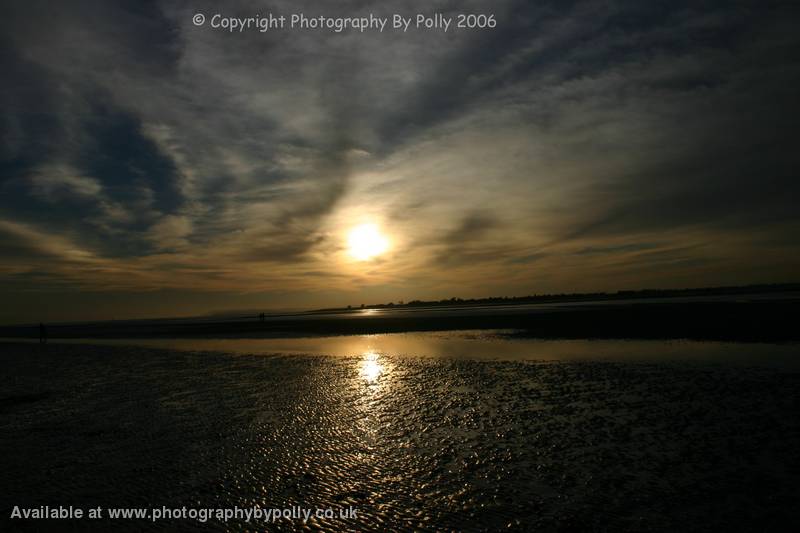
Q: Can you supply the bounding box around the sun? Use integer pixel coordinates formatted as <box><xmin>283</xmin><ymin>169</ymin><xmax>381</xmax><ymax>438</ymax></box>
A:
<box><xmin>347</xmin><ymin>223</ymin><xmax>389</xmax><ymax>261</ymax></box>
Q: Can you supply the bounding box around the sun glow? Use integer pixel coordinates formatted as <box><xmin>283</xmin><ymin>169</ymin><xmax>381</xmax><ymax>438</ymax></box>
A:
<box><xmin>347</xmin><ymin>223</ymin><xmax>389</xmax><ymax>261</ymax></box>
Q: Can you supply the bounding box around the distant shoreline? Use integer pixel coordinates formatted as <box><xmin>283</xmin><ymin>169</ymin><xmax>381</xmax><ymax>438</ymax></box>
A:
<box><xmin>3</xmin><ymin>282</ymin><xmax>799</xmax><ymax>327</ymax></box>
<box><xmin>322</xmin><ymin>282</ymin><xmax>800</xmax><ymax>312</ymax></box>
<box><xmin>2</xmin><ymin>295</ymin><xmax>799</xmax><ymax>343</ymax></box>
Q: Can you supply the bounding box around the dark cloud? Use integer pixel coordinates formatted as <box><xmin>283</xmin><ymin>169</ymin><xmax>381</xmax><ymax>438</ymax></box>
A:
<box><xmin>80</xmin><ymin>103</ymin><xmax>183</xmax><ymax>215</ymax></box>
<box><xmin>442</xmin><ymin>212</ymin><xmax>498</xmax><ymax>244</ymax></box>
<box><xmin>431</xmin><ymin>212</ymin><xmax>513</xmax><ymax>267</ymax></box>
<box><xmin>574</xmin><ymin>242</ymin><xmax>660</xmax><ymax>256</ymax></box>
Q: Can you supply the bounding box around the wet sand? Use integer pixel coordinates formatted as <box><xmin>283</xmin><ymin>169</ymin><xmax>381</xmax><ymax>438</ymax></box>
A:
<box><xmin>1</xmin><ymin>341</ymin><xmax>799</xmax><ymax>531</ymax></box>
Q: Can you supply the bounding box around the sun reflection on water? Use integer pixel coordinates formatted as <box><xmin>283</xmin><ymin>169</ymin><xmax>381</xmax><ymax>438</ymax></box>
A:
<box><xmin>360</xmin><ymin>349</ymin><xmax>383</xmax><ymax>383</ymax></box>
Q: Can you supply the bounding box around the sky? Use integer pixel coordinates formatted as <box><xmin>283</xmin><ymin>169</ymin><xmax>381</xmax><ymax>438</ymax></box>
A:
<box><xmin>1</xmin><ymin>0</ymin><xmax>799</xmax><ymax>322</ymax></box>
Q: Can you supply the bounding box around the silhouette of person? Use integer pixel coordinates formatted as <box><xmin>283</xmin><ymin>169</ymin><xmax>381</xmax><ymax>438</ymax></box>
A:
<box><xmin>259</xmin><ymin>313</ymin><xmax>265</xmax><ymax>323</ymax></box>
<box><xmin>39</xmin><ymin>322</ymin><xmax>47</xmax><ymax>344</ymax></box>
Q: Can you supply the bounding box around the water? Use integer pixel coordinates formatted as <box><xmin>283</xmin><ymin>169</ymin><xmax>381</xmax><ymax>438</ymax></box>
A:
<box><xmin>10</xmin><ymin>330</ymin><xmax>799</xmax><ymax>368</ymax></box>
<box><xmin>1</xmin><ymin>334</ymin><xmax>799</xmax><ymax>531</ymax></box>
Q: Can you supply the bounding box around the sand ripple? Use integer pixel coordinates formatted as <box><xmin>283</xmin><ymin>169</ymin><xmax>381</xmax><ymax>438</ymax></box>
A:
<box><xmin>1</xmin><ymin>343</ymin><xmax>799</xmax><ymax>531</ymax></box>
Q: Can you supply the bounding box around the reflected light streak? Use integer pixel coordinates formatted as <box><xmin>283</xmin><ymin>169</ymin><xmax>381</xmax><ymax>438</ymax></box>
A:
<box><xmin>360</xmin><ymin>349</ymin><xmax>383</xmax><ymax>383</ymax></box>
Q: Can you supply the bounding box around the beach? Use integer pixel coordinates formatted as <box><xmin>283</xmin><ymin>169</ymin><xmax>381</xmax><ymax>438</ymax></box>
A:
<box><xmin>2</xmin><ymin>338</ymin><xmax>798</xmax><ymax>531</ymax></box>
<box><xmin>2</xmin><ymin>298</ymin><xmax>800</xmax><ymax>343</ymax></box>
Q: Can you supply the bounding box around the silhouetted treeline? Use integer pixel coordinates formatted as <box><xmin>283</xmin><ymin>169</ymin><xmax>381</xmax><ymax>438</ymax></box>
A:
<box><xmin>346</xmin><ymin>282</ymin><xmax>800</xmax><ymax>311</ymax></box>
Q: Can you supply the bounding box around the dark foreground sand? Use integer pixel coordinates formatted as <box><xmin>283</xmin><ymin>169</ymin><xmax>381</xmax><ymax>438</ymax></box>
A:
<box><xmin>1</xmin><ymin>342</ymin><xmax>799</xmax><ymax>531</ymax></box>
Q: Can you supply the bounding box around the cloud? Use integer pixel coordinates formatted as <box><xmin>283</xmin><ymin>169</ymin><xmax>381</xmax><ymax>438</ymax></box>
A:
<box><xmin>1</xmin><ymin>0</ymin><xmax>799</xmax><ymax>319</ymax></box>
<box><xmin>28</xmin><ymin>164</ymin><xmax>103</xmax><ymax>200</ymax></box>
<box><xmin>146</xmin><ymin>215</ymin><xmax>192</xmax><ymax>251</ymax></box>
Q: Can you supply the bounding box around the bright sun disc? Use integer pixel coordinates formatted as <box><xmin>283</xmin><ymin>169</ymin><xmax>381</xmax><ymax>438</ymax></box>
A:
<box><xmin>347</xmin><ymin>224</ymin><xmax>389</xmax><ymax>261</ymax></box>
